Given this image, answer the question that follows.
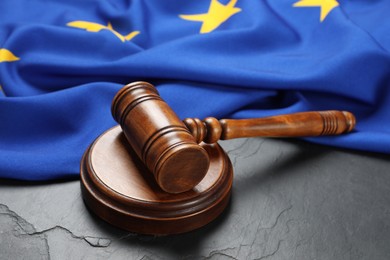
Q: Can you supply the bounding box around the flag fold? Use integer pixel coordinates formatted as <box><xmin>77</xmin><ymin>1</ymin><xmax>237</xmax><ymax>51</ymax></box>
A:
<box><xmin>0</xmin><ymin>0</ymin><xmax>389</xmax><ymax>180</ymax></box>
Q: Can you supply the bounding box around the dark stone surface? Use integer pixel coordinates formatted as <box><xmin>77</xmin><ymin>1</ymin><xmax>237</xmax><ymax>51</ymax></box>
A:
<box><xmin>1</xmin><ymin>138</ymin><xmax>389</xmax><ymax>259</ymax></box>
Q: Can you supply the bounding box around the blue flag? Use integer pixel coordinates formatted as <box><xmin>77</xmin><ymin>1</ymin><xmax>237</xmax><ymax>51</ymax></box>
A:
<box><xmin>1</xmin><ymin>0</ymin><xmax>389</xmax><ymax>181</ymax></box>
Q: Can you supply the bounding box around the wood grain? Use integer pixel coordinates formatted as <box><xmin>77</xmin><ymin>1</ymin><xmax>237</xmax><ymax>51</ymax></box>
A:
<box><xmin>112</xmin><ymin>82</ymin><xmax>210</xmax><ymax>194</ymax></box>
<box><xmin>80</xmin><ymin>126</ymin><xmax>233</xmax><ymax>235</ymax></box>
<box><xmin>184</xmin><ymin>111</ymin><xmax>356</xmax><ymax>143</ymax></box>
<box><xmin>112</xmin><ymin>82</ymin><xmax>356</xmax><ymax>194</ymax></box>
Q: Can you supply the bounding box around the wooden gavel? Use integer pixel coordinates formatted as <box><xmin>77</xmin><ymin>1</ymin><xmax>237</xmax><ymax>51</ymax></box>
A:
<box><xmin>112</xmin><ymin>81</ymin><xmax>356</xmax><ymax>194</ymax></box>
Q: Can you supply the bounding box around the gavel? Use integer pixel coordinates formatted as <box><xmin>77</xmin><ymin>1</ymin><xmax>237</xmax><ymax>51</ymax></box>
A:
<box><xmin>81</xmin><ymin>81</ymin><xmax>357</xmax><ymax>234</ymax></box>
<box><xmin>111</xmin><ymin>81</ymin><xmax>356</xmax><ymax>194</ymax></box>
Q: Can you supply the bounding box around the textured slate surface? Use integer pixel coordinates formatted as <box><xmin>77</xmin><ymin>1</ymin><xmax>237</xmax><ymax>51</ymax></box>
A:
<box><xmin>1</xmin><ymin>138</ymin><xmax>389</xmax><ymax>259</ymax></box>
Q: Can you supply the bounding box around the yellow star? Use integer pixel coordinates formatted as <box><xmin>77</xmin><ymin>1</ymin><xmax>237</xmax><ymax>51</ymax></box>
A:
<box><xmin>293</xmin><ymin>0</ymin><xmax>339</xmax><ymax>22</ymax></box>
<box><xmin>67</xmin><ymin>21</ymin><xmax>140</xmax><ymax>42</ymax></box>
<box><xmin>106</xmin><ymin>22</ymin><xmax>140</xmax><ymax>42</ymax></box>
<box><xmin>180</xmin><ymin>0</ymin><xmax>241</xmax><ymax>34</ymax></box>
<box><xmin>0</xmin><ymin>48</ymin><xmax>19</xmax><ymax>62</ymax></box>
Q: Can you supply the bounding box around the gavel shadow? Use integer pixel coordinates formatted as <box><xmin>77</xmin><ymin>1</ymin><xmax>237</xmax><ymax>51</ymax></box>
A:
<box><xmin>223</xmin><ymin>138</ymin><xmax>331</xmax><ymax>195</ymax></box>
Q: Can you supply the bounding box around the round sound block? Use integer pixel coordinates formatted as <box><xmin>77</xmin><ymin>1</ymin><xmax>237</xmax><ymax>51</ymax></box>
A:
<box><xmin>80</xmin><ymin>126</ymin><xmax>233</xmax><ymax>235</ymax></box>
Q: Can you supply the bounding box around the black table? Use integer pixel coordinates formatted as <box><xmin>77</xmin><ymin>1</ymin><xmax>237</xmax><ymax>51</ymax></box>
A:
<box><xmin>1</xmin><ymin>137</ymin><xmax>389</xmax><ymax>259</ymax></box>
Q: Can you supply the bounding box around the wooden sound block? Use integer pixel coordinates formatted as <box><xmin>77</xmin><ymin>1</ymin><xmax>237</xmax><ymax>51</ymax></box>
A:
<box><xmin>80</xmin><ymin>126</ymin><xmax>233</xmax><ymax>235</ymax></box>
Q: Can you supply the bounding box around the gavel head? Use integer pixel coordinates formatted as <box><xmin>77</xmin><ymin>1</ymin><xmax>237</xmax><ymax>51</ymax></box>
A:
<box><xmin>111</xmin><ymin>82</ymin><xmax>209</xmax><ymax>194</ymax></box>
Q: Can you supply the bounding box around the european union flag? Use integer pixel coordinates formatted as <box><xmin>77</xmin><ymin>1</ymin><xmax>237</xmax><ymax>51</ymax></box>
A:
<box><xmin>0</xmin><ymin>0</ymin><xmax>389</xmax><ymax>181</ymax></box>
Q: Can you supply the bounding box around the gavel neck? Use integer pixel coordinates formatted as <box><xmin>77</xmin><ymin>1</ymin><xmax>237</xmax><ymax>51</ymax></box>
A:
<box><xmin>183</xmin><ymin>117</ymin><xmax>222</xmax><ymax>144</ymax></box>
<box><xmin>183</xmin><ymin>110</ymin><xmax>356</xmax><ymax>144</ymax></box>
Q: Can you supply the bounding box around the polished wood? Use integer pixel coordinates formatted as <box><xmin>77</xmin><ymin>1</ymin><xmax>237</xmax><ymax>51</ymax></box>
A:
<box><xmin>183</xmin><ymin>111</ymin><xmax>356</xmax><ymax>143</ymax></box>
<box><xmin>80</xmin><ymin>126</ymin><xmax>233</xmax><ymax>235</ymax></box>
<box><xmin>111</xmin><ymin>82</ymin><xmax>210</xmax><ymax>194</ymax></box>
<box><xmin>81</xmin><ymin>82</ymin><xmax>357</xmax><ymax>234</ymax></box>
<box><xmin>112</xmin><ymin>82</ymin><xmax>356</xmax><ymax>194</ymax></box>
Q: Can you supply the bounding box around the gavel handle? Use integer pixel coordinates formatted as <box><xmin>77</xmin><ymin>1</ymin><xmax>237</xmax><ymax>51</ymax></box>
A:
<box><xmin>183</xmin><ymin>110</ymin><xmax>356</xmax><ymax>144</ymax></box>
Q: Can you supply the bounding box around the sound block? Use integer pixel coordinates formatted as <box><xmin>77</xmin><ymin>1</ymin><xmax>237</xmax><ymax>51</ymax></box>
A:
<box><xmin>80</xmin><ymin>126</ymin><xmax>233</xmax><ymax>235</ymax></box>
